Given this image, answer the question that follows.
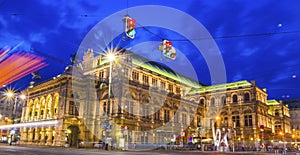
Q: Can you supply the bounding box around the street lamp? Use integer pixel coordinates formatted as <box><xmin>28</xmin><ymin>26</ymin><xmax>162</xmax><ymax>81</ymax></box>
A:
<box><xmin>103</xmin><ymin>51</ymin><xmax>116</xmax><ymax>149</ymax></box>
<box><xmin>198</xmin><ymin>122</ymin><xmax>203</xmax><ymax>151</ymax></box>
<box><xmin>4</xmin><ymin>89</ymin><xmax>26</xmax><ymax>145</ymax></box>
<box><xmin>106</xmin><ymin>52</ymin><xmax>115</xmax><ymax>116</ymax></box>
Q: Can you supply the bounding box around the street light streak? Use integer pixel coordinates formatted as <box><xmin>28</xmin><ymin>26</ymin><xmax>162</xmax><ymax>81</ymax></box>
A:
<box><xmin>0</xmin><ymin>120</ymin><xmax>62</xmax><ymax>130</ymax></box>
<box><xmin>0</xmin><ymin>47</ymin><xmax>47</xmax><ymax>86</ymax></box>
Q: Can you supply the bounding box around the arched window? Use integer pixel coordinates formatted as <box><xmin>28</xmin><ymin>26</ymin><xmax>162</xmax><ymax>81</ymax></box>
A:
<box><xmin>244</xmin><ymin>93</ymin><xmax>250</xmax><ymax>102</ymax></box>
<box><xmin>210</xmin><ymin>98</ymin><xmax>215</xmax><ymax>106</ymax></box>
<box><xmin>221</xmin><ymin>96</ymin><xmax>226</xmax><ymax>105</ymax></box>
<box><xmin>275</xmin><ymin>109</ymin><xmax>279</xmax><ymax>116</ymax></box>
<box><xmin>232</xmin><ymin>94</ymin><xmax>238</xmax><ymax>103</ymax></box>
<box><xmin>200</xmin><ymin>99</ymin><xmax>205</xmax><ymax>105</ymax></box>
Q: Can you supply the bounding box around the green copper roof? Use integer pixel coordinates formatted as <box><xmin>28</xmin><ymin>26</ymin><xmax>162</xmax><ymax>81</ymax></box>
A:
<box><xmin>189</xmin><ymin>80</ymin><xmax>252</xmax><ymax>94</ymax></box>
<box><xmin>94</xmin><ymin>50</ymin><xmax>204</xmax><ymax>88</ymax></box>
<box><xmin>132</xmin><ymin>57</ymin><xmax>204</xmax><ymax>88</ymax></box>
<box><xmin>267</xmin><ymin>100</ymin><xmax>280</xmax><ymax>105</ymax></box>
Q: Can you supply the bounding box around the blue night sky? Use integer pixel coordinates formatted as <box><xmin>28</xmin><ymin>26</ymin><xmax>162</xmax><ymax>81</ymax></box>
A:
<box><xmin>1</xmin><ymin>0</ymin><xmax>300</xmax><ymax>100</ymax></box>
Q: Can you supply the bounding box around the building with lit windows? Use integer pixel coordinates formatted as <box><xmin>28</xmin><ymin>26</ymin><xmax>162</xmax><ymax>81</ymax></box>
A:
<box><xmin>283</xmin><ymin>99</ymin><xmax>300</xmax><ymax>148</ymax></box>
<box><xmin>18</xmin><ymin>48</ymin><xmax>291</xmax><ymax>150</ymax></box>
<box><xmin>0</xmin><ymin>90</ymin><xmax>24</xmax><ymax>143</ymax></box>
<box><xmin>188</xmin><ymin>81</ymin><xmax>291</xmax><ymax>150</ymax></box>
<box><xmin>19</xmin><ymin>67</ymin><xmax>85</xmax><ymax>146</ymax></box>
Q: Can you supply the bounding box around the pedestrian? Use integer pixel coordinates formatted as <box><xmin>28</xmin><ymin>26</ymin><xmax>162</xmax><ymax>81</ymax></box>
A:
<box><xmin>241</xmin><ymin>143</ymin><xmax>245</xmax><ymax>151</ymax></box>
<box><xmin>274</xmin><ymin>142</ymin><xmax>279</xmax><ymax>154</ymax></box>
<box><xmin>282</xmin><ymin>146</ymin><xmax>287</xmax><ymax>154</ymax></box>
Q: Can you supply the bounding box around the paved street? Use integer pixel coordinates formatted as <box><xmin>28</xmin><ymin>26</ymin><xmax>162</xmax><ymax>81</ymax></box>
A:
<box><xmin>0</xmin><ymin>144</ymin><xmax>298</xmax><ymax>155</ymax></box>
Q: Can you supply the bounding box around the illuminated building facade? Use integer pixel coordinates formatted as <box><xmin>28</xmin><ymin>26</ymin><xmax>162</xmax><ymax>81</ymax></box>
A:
<box><xmin>188</xmin><ymin>81</ymin><xmax>291</xmax><ymax>149</ymax></box>
<box><xmin>0</xmin><ymin>91</ymin><xmax>23</xmax><ymax>143</ymax></box>
<box><xmin>283</xmin><ymin>99</ymin><xmax>300</xmax><ymax>148</ymax></box>
<box><xmin>19</xmin><ymin>49</ymin><xmax>291</xmax><ymax>149</ymax></box>
<box><xmin>19</xmin><ymin>68</ymin><xmax>86</xmax><ymax>146</ymax></box>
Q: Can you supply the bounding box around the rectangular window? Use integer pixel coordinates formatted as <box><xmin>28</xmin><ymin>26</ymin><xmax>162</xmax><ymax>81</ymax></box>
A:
<box><xmin>155</xmin><ymin>108</ymin><xmax>160</xmax><ymax>120</ymax></box>
<box><xmin>168</xmin><ymin>84</ymin><xmax>173</xmax><ymax>93</ymax></box>
<box><xmin>164</xmin><ymin>110</ymin><xmax>170</xmax><ymax>122</ymax></box>
<box><xmin>99</xmin><ymin>71</ymin><xmax>104</xmax><ymax>80</ymax></box>
<box><xmin>152</xmin><ymin>78</ymin><xmax>158</xmax><ymax>87</ymax></box>
<box><xmin>75</xmin><ymin>102</ymin><xmax>80</xmax><ymax>116</ymax></box>
<box><xmin>69</xmin><ymin>101</ymin><xmax>74</xmax><ymax>115</ymax></box>
<box><xmin>161</xmin><ymin>81</ymin><xmax>166</xmax><ymax>90</ymax></box>
<box><xmin>132</xmin><ymin>71</ymin><xmax>139</xmax><ymax>81</ymax></box>
<box><xmin>232</xmin><ymin>116</ymin><xmax>240</xmax><ymax>127</ymax></box>
<box><xmin>176</xmin><ymin>87</ymin><xmax>180</xmax><ymax>94</ymax></box>
<box><xmin>244</xmin><ymin>115</ymin><xmax>252</xmax><ymax>126</ymax></box>
<box><xmin>142</xmin><ymin>74</ymin><xmax>149</xmax><ymax>85</ymax></box>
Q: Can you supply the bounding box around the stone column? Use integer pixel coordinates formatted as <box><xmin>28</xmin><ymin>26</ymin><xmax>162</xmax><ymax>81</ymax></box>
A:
<box><xmin>46</xmin><ymin>128</ymin><xmax>53</xmax><ymax>145</ymax></box>
<box><xmin>20</xmin><ymin>128</ymin><xmax>28</xmax><ymax>144</ymax></box>
<box><xmin>28</xmin><ymin>128</ymin><xmax>33</xmax><ymax>144</ymax></box>
<box><xmin>34</xmin><ymin>128</ymin><xmax>40</xmax><ymax>144</ymax></box>
<box><xmin>40</xmin><ymin>128</ymin><xmax>46</xmax><ymax>145</ymax></box>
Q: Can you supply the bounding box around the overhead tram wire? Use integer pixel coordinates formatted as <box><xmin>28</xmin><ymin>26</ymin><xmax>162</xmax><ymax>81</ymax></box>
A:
<box><xmin>135</xmin><ymin>22</ymin><xmax>300</xmax><ymax>41</ymax></box>
<box><xmin>172</xmin><ymin>30</ymin><xmax>300</xmax><ymax>41</ymax></box>
<box><xmin>5</xmin><ymin>12</ymin><xmax>300</xmax><ymax>40</ymax></box>
<box><xmin>136</xmin><ymin>23</ymin><xmax>165</xmax><ymax>40</ymax></box>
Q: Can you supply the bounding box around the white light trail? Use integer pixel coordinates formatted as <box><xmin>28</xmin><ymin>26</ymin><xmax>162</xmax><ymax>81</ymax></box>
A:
<box><xmin>0</xmin><ymin>120</ymin><xmax>62</xmax><ymax>130</ymax></box>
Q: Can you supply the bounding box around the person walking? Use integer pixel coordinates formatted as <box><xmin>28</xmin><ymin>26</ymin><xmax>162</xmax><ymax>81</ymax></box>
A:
<box><xmin>274</xmin><ymin>141</ymin><xmax>279</xmax><ymax>154</ymax></box>
<box><xmin>241</xmin><ymin>143</ymin><xmax>245</xmax><ymax>151</ymax></box>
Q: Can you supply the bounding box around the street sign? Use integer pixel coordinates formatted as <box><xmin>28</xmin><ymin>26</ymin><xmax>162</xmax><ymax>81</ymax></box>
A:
<box><xmin>260</xmin><ymin>125</ymin><xmax>264</xmax><ymax>131</ymax></box>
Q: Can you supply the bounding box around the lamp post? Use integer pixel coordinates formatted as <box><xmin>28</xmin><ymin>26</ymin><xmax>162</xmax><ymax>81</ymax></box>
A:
<box><xmin>232</xmin><ymin>122</ymin><xmax>236</xmax><ymax>153</ymax></box>
<box><xmin>198</xmin><ymin>122</ymin><xmax>203</xmax><ymax>151</ymax></box>
<box><xmin>104</xmin><ymin>52</ymin><xmax>116</xmax><ymax>150</ymax></box>
<box><xmin>4</xmin><ymin>90</ymin><xmax>26</xmax><ymax>145</ymax></box>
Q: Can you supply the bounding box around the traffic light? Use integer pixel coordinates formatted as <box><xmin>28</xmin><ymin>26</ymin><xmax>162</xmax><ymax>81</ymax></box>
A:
<box><xmin>123</xmin><ymin>16</ymin><xmax>136</xmax><ymax>39</ymax></box>
<box><xmin>160</xmin><ymin>40</ymin><xmax>176</xmax><ymax>60</ymax></box>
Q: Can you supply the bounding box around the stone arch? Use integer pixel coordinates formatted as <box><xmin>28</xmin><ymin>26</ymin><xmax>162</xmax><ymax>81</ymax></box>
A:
<box><xmin>275</xmin><ymin>109</ymin><xmax>280</xmax><ymax>116</ymax></box>
<box><xmin>27</xmin><ymin>99</ymin><xmax>34</xmax><ymax>120</ymax></box>
<box><xmin>53</xmin><ymin>93</ymin><xmax>59</xmax><ymax>116</ymax></box>
<box><xmin>67</xmin><ymin>125</ymin><xmax>80</xmax><ymax>147</ymax></box>
<box><xmin>244</xmin><ymin>91</ymin><xmax>251</xmax><ymax>102</ymax></box>
<box><xmin>40</xmin><ymin>97</ymin><xmax>46</xmax><ymax>119</ymax></box>
<box><xmin>199</xmin><ymin>97</ymin><xmax>205</xmax><ymax>106</ymax></box>
<box><xmin>221</xmin><ymin>95</ymin><xmax>226</xmax><ymax>105</ymax></box>
<box><xmin>33</xmin><ymin>98</ymin><xmax>39</xmax><ymax>118</ymax></box>
<box><xmin>189</xmin><ymin>97</ymin><xmax>197</xmax><ymax>102</ymax></box>
<box><xmin>46</xmin><ymin>94</ymin><xmax>53</xmax><ymax>118</ymax></box>
<box><xmin>231</xmin><ymin>93</ymin><xmax>238</xmax><ymax>103</ymax></box>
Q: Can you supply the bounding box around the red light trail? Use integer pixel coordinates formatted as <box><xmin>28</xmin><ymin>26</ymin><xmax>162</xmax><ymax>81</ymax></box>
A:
<box><xmin>0</xmin><ymin>46</ymin><xmax>47</xmax><ymax>86</ymax></box>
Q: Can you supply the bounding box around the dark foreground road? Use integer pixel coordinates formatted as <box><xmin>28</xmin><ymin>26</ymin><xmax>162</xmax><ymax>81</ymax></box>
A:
<box><xmin>0</xmin><ymin>145</ymin><xmax>296</xmax><ymax>155</ymax></box>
